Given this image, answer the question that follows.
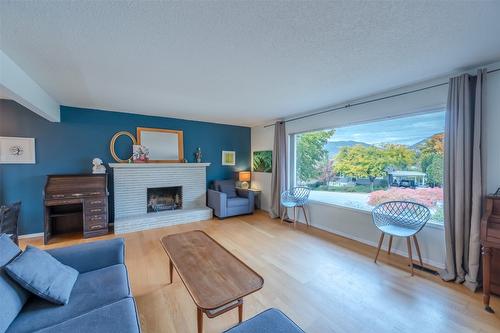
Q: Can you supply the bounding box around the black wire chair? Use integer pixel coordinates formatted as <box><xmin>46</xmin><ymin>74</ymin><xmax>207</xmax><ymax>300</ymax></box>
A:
<box><xmin>372</xmin><ymin>201</ymin><xmax>431</xmax><ymax>275</ymax></box>
<box><xmin>280</xmin><ymin>187</ymin><xmax>311</xmax><ymax>227</ymax></box>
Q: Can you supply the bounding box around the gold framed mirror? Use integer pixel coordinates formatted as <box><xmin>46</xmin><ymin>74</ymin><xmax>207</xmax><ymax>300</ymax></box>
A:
<box><xmin>110</xmin><ymin>131</ymin><xmax>137</xmax><ymax>163</ymax></box>
<box><xmin>136</xmin><ymin>127</ymin><xmax>184</xmax><ymax>163</ymax></box>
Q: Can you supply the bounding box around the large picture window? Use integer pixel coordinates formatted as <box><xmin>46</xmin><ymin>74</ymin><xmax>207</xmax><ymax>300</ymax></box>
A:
<box><xmin>293</xmin><ymin>111</ymin><xmax>445</xmax><ymax>224</ymax></box>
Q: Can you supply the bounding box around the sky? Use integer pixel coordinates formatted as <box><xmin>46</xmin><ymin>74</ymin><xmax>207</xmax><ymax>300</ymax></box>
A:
<box><xmin>329</xmin><ymin>111</ymin><xmax>445</xmax><ymax>145</ymax></box>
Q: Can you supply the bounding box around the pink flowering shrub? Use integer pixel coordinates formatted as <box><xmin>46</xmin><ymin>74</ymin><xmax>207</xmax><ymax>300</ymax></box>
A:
<box><xmin>368</xmin><ymin>187</ymin><xmax>443</xmax><ymax>208</ymax></box>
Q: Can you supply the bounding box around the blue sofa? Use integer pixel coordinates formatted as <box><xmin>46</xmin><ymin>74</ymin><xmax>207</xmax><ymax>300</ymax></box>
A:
<box><xmin>208</xmin><ymin>180</ymin><xmax>255</xmax><ymax>218</ymax></box>
<box><xmin>224</xmin><ymin>308</ymin><xmax>305</xmax><ymax>333</ymax></box>
<box><xmin>0</xmin><ymin>234</ymin><xmax>141</xmax><ymax>333</ymax></box>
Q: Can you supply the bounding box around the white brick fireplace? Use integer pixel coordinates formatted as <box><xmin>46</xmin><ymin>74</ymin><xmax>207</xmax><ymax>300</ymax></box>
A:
<box><xmin>109</xmin><ymin>163</ymin><xmax>212</xmax><ymax>234</ymax></box>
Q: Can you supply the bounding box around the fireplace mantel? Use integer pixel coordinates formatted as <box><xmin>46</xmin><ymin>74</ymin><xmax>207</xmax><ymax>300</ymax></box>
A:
<box><xmin>109</xmin><ymin>162</ymin><xmax>211</xmax><ymax>168</ymax></box>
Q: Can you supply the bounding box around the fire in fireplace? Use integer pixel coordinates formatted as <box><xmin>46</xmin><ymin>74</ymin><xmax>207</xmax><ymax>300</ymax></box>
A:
<box><xmin>147</xmin><ymin>186</ymin><xmax>182</xmax><ymax>213</ymax></box>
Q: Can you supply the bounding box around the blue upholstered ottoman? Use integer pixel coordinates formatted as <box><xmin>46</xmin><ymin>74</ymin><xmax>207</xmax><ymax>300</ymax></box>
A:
<box><xmin>224</xmin><ymin>308</ymin><xmax>304</xmax><ymax>333</ymax></box>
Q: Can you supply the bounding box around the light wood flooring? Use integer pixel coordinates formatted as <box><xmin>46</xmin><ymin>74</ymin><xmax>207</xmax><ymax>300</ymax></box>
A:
<box><xmin>21</xmin><ymin>211</ymin><xmax>500</xmax><ymax>333</ymax></box>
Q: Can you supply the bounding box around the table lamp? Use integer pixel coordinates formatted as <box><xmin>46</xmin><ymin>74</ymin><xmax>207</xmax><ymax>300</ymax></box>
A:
<box><xmin>238</xmin><ymin>171</ymin><xmax>251</xmax><ymax>189</ymax></box>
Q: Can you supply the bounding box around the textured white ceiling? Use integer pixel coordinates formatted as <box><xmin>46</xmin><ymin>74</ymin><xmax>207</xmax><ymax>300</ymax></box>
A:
<box><xmin>1</xmin><ymin>1</ymin><xmax>499</xmax><ymax>126</ymax></box>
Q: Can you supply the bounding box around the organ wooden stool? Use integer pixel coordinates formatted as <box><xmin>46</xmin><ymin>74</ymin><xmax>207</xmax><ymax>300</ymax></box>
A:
<box><xmin>481</xmin><ymin>193</ymin><xmax>500</xmax><ymax>313</ymax></box>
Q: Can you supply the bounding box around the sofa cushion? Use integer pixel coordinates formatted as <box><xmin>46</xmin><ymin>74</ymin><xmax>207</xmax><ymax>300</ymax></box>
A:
<box><xmin>227</xmin><ymin>197</ymin><xmax>249</xmax><ymax>208</ymax></box>
<box><xmin>217</xmin><ymin>180</ymin><xmax>237</xmax><ymax>198</ymax></box>
<box><xmin>223</xmin><ymin>308</ymin><xmax>304</xmax><ymax>333</ymax></box>
<box><xmin>5</xmin><ymin>245</ymin><xmax>79</xmax><ymax>305</ymax></box>
<box><xmin>34</xmin><ymin>298</ymin><xmax>141</xmax><ymax>333</ymax></box>
<box><xmin>46</xmin><ymin>238</ymin><xmax>125</xmax><ymax>274</ymax></box>
<box><xmin>0</xmin><ymin>234</ymin><xmax>29</xmax><ymax>333</ymax></box>
<box><xmin>7</xmin><ymin>264</ymin><xmax>131</xmax><ymax>333</ymax></box>
<box><xmin>0</xmin><ymin>270</ymin><xmax>31</xmax><ymax>333</ymax></box>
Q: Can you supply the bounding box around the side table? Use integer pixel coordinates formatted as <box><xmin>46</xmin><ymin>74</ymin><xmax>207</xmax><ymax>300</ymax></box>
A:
<box><xmin>247</xmin><ymin>188</ymin><xmax>262</xmax><ymax>209</ymax></box>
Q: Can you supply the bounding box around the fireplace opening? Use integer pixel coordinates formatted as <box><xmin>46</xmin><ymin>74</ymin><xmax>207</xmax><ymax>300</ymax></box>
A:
<box><xmin>147</xmin><ymin>186</ymin><xmax>182</xmax><ymax>213</ymax></box>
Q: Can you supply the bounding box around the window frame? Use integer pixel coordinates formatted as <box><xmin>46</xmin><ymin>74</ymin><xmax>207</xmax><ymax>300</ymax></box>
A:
<box><xmin>288</xmin><ymin>108</ymin><xmax>446</xmax><ymax>227</ymax></box>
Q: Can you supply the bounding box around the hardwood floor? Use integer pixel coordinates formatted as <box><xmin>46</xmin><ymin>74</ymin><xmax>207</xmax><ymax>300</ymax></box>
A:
<box><xmin>21</xmin><ymin>211</ymin><xmax>500</xmax><ymax>333</ymax></box>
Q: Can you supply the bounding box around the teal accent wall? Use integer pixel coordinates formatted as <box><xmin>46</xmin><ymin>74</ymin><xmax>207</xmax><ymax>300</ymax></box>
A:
<box><xmin>0</xmin><ymin>100</ymin><xmax>251</xmax><ymax>234</ymax></box>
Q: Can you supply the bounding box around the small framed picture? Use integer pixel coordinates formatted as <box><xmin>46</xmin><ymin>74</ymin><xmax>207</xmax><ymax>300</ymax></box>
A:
<box><xmin>0</xmin><ymin>137</ymin><xmax>36</xmax><ymax>164</ymax></box>
<box><xmin>222</xmin><ymin>150</ymin><xmax>236</xmax><ymax>166</ymax></box>
<box><xmin>132</xmin><ymin>144</ymin><xmax>150</xmax><ymax>163</ymax></box>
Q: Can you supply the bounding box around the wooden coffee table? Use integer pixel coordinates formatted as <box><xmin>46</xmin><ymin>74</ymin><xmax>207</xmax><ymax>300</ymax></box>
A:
<box><xmin>160</xmin><ymin>230</ymin><xmax>264</xmax><ymax>333</ymax></box>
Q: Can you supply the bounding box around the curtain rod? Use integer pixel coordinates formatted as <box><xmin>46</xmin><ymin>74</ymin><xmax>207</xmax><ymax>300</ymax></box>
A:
<box><xmin>264</xmin><ymin>67</ymin><xmax>500</xmax><ymax>128</ymax></box>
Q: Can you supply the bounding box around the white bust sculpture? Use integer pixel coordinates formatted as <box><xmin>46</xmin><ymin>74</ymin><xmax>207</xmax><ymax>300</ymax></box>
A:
<box><xmin>92</xmin><ymin>158</ymin><xmax>106</xmax><ymax>174</ymax></box>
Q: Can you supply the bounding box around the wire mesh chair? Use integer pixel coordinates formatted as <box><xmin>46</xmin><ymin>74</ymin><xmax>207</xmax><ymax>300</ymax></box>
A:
<box><xmin>280</xmin><ymin>187</ymin><xmax>311</xmax><ymax>227</ymax></box>
<box><xmin>372</xmin><ymin>201</ymin><xmax>431</xmax><ymax>275</ymax></box>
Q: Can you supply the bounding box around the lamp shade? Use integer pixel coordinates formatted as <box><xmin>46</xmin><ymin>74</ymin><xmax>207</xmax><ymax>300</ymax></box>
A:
<box><xmin>238</xmin><ymin>171</ymin><xmax>251</xmax><ymax>182</ymax></box>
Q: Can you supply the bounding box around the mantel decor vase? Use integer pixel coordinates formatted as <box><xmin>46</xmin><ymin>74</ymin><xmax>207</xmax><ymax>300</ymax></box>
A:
<box><xmin>195</xmin><ymin>147</ymin><xmax>202</xmax><ymax>163</ymax></box>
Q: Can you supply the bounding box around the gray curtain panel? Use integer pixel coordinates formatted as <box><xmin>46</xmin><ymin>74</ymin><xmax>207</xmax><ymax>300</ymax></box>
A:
<box><xmin>270</xmin><ymin>121</ymin><xmax>287</xmax><ymax>218</ymax></box>
<box><xmin>441</xmin><ymin>69</ymin><xmax>486</xmax><ymax>291</ymax></box>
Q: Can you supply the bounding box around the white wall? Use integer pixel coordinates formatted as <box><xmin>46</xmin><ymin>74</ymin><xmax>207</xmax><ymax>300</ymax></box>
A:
<box><xmin>0</xmin><ymin>49</ymin><xmax>60</xmax><ymax>122</ymax></box>
<box><xmin>251</xmin><ymin>125</ymin><xmax>274</xmax><ymax>212</ymax></box>
<box><xmin>284</xmin><ymin>77</ymin><xmax>448</xmax><ymax>135</ymax></box>
<box><xmin>251</xmin><ymin>64</ymin><xmax>500</xmax><ymax>269</ymax></box>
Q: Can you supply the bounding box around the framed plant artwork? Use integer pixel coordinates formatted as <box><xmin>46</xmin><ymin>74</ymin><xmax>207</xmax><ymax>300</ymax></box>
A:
<box><xmin>0</xmin><ymin>137</ymin><xmax>36</xmax><ymax>164</ymax></box>
<box><xmin>253</xmin><ymin>150</ymin><xmax>272</xmax><ymax>172</ymax></box>
<box><xmin>222</xmin><ymin>150</ymin><xmax>236</xmax><ymax>166</ymax></box>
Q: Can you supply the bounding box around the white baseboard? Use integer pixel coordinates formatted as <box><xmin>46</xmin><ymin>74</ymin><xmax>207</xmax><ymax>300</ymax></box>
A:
<box><xmin>18</xmin><ymin>232</ymin><xmax>44</xmax><ymax>239</ymax></box>
<box><xmin>326</xmin><ymin>225</ymin><xmax>444</xmax><ymax>269</ymax></box>
<box><xmin>295</xmin><ymin>220</ymin><xmax>445</xmax><ymax>269</ymax></box>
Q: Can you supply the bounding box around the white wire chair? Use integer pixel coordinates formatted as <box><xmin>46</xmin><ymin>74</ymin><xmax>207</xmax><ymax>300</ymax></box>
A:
<box><xmin>372</xmin><ymin>201</ymin><xmax>431</xmax><ymax>275</ymax></box>
<box><xmin>280</xmin><ymin>187</ymin><xmax>311</xmax><ymax>227</ymax></box>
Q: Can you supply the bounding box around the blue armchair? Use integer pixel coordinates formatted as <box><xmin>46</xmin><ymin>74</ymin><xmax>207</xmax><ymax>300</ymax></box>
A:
<box><xmin>208</xmin><ymin>180</ymin><xmax>255</xmax><ymax>218</ymax></box>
